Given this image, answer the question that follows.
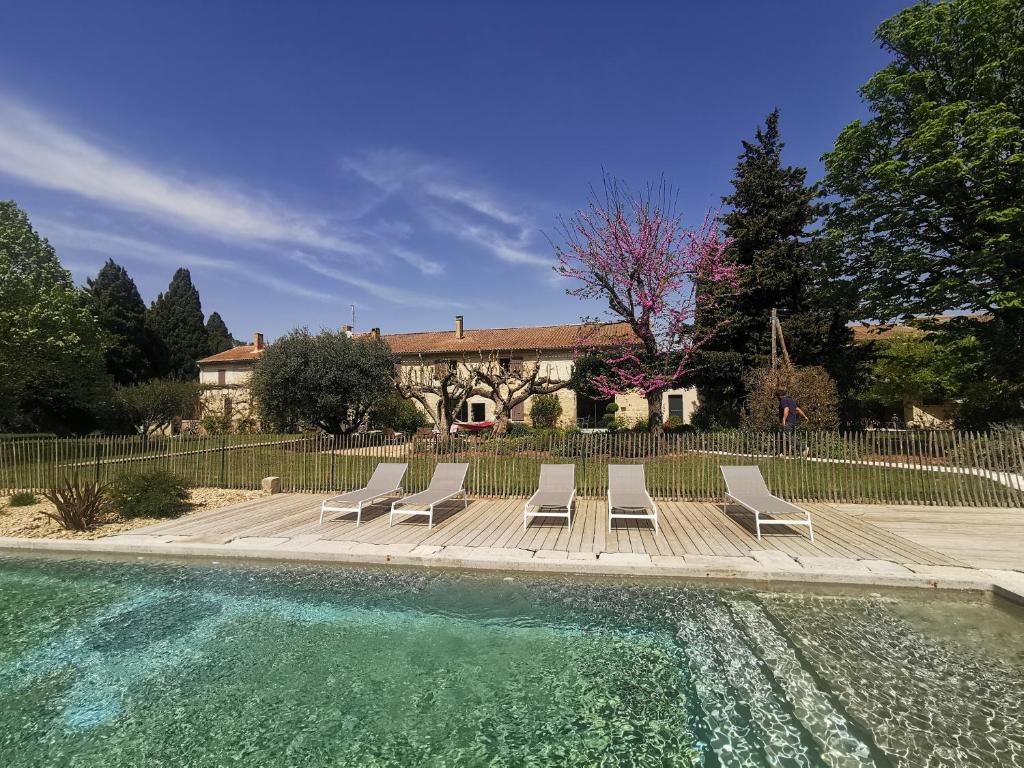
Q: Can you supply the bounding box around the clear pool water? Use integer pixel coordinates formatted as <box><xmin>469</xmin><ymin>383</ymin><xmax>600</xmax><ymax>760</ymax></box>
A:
<box><xmin>1</xmin><ymin>555</ymin><xmax>1022</xmax><ymax>767</ymax></box>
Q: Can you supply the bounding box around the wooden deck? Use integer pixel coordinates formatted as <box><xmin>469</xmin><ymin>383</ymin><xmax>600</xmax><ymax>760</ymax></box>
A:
<box><xmin>121</xmin><ymin>495</ymin><xmax>1003</xmax><ymax>569</ymax></box>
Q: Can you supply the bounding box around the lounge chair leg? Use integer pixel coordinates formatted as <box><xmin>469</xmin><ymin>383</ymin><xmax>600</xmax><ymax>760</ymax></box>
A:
<box><xmin>808</xmin><ymin>522</ymin><xmax>814</xmax><ymax>542</ymax></box>
<box><xmin>319</xmin><ymin>506</ymin><xmax>324</xmax><ymax>525</ymax></box>
<box><xmin>428</xmin><ymin>504</ymin><xmax>434</xmax><ymax>529</ymax></box>
<box><xmin>523</xmin><ymin>503</ymin><xmax>528</xmax><ymax>530</ymax></box>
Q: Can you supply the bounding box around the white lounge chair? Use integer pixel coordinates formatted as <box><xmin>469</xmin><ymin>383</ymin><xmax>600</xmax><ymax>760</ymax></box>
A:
<box><xmin>608</xmin><ymin>464</ymin><xmax>659</xmax><ymax>534</ymax></box>
<box><xmin>320</xmin><ymin>462</ymin><xmax>408</xmax><ymax>525</ymax></box>
<box><xmin>720</xmin><ymin>465</ymin><xmax>814</xmax><ymax>541</ymax></box>
<box><xmin>524</xmin><ymin>464</ymin><xmax>576</xmax><ymax>530</ymax></box>
<box><xmin>389</xmin><ymin>463</ymin><xmax>469</xmax><ymax>529</ymax></box>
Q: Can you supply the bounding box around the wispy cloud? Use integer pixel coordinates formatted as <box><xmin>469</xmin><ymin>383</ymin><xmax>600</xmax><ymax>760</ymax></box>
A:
<box><xmin>37</xmin><ymin>218</ymin><xmax>336</xmax><ymax>302</ymax></box>
<box><xmin>288</xmin><ymin>251</ymin><xmax>460</xmax><ymax>309</ymax></box>
<box><xmin>344</xmin><ymin>148</ymin><xmax>550</xmax><ymax>267</ymax></box>
<box><xmin>0</xmin><ymin>98</ymin><xmax>368</xmax><ymax>257</ymax></box>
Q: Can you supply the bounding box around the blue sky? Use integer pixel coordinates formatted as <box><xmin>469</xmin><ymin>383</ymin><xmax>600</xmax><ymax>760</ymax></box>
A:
<box><xmin>1</xmin><ymin>0</ymin><xmax>906</xmax><ymax>340</ymax></box>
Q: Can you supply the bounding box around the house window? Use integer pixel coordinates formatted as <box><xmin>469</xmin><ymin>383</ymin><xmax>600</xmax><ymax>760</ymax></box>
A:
<box><xmin>217</xmin><ymin>369</ymin><xmax>226</xmax><ymax>386</ymax></box>
<box><xmin>499</xmin><ymin>357</ymin><xmax>511</xmax><ymax>372</ymax></box>
<box><xmin>471</xmin><ymin>402</ymin><xmax>486</xmax><ymax>422</ymax></box>
<box><xmin>668</xmin><ymin>394</ymin><xmax>684</xmax><ymax>419</ymax></box>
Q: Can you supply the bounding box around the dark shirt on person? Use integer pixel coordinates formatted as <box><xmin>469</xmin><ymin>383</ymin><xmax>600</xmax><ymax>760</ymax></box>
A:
<box><xmin>779</xmin><ymin>396</ymin><xmax>799</xmax><ymax>426</ymax></box>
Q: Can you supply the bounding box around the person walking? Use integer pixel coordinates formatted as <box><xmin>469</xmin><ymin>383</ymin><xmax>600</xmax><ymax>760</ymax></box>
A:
<box><xmin>778</xmin><ymin>389</ymin><xmax>808</xmax><ymax>455</ymax></box>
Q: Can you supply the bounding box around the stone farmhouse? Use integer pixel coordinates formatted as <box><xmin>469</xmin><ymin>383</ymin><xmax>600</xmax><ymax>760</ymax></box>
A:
<box><xmin>196</xmin><ymin>317</ymin><xmax>698</xmax><ymax>431</ymax></box>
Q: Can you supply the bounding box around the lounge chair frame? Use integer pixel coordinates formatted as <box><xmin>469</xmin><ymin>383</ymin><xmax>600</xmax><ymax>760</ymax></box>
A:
<box><xmin>608</xmin><ymin>465</ymin><xmax>659</xmax><ymax>534</ymax></box>
<box><xmin>721</xmin><ymin>466</ymin><xmax>814</xmax><ymax>541</ymax></box>
<box><xmin>523</xmin><ymin>465</ymin><xmax>576</xmax><ymax>531</ymax></box>
<box><xmin>320</xmin><ymin>463</ymin><xmax>407</xmax><ymax>525</ymax></box>
<box><xmin>389</xmin><ymin>464</ymin><xmax>469</xmax><ymax>529</ymax></box>
<box><xmin>320</xmin><ymin>488</ymin><xmax>404</xmax><ymax>526</ymax></box>
<box><xmin>389</xmin><ymin>489</ymin><xmax>468</xmax><ymax>529</ymax></box>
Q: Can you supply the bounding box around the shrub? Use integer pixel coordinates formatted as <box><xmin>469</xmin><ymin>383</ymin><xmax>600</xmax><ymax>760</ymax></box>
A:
<box><xmin>110</xmin><ymin>471</ymin><xmax>192</xmax><ymax>519</ymax></box>
<box><xmin>42</xmin><ymin>476</ymin><xmax>111</xmax><ymax>531</ymax></box>
<box><xmin>200</xmin><ymin>409</ymin><xmax>234</xmax><ymax>435</ymax></box>
<box><xmin>600</xmin><ymin>402</ymin><xmax>621</xmax><ymax>430</ymax></box>
<box><xmin>662</xmin><ymin>416</ymin><xmax>693</xmax><ymax>434</ymax></box>
<box><xmin>529</xmin><ymin>394</ymin><xmax>563</xmax><ymax>429</ymax></box>
<box><xmin>742</xmin><ymin>366</ymin><xmax>839</xmax><ymax>430</ymax></box>
<box><xmin>8</xmin><ymin>491</ymin><xmax>37</xmax><ymax>507</ymax></box>
<box><xmin>368</xmin><ymin>392</ymin><xmax>429</xmax><ymax>434</ymax></box>
<box><xmin>506</xmin><ymin>422</ymin><xmax>532</xmax><ymax>437</ymax></box>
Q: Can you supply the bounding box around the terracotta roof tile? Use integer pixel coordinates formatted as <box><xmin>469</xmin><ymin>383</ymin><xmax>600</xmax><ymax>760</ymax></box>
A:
<box><xmin>381</xmin><ymin>322</ymin><xmax>635</xmax><ymax>356</ymax></box>
<box><xmin>197</xmin><ymin>345</ymin><xmax>264</xmax><ymax>364</ymax></box>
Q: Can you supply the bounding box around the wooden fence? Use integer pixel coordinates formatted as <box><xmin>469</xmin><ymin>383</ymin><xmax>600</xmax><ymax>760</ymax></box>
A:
<box><xmin>1</xmin><ymin>430</ymin><xmax>1022</xmax><ymax>507</ymax></box>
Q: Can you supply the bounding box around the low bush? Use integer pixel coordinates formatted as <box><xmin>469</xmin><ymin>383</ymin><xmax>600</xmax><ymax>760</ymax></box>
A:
<box><xmin>42</xmin><ymin>476</ymin><xmax>111</xmax><ymax>532</ymax></box>
<box><xmin>662</xmin><ymin>417</ymin><xmax>693</xmax><ymax>435</ymax></box>
<box><xmin>506</xmin><ymin>422</ymin><xmax>532</xmax><ymax>438</ymax></box>
<box><xmin>8</xmin><ymin>491</ymin><xmax>37</xmax><ymax>507</ymax></box>
<box><xmin>109</xmin><ymin>471</ymin><xmax>192</xmax><ymax>519</ymax></box>
<box><xmin>529</xmin><ymin>394</ymin><xmax>563</xmax><ymax>429</ymax></box>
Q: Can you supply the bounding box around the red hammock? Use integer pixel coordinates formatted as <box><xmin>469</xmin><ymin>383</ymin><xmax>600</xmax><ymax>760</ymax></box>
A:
<box><xmin>454</xmin><ymin>420</ymin><xmax>495</xmax><ymax>431</ymax></box>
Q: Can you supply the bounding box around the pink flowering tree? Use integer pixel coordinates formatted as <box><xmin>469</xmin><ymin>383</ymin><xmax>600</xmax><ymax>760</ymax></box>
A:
<box><xmin>554</xmin><ymin>177</ymin><xmax>738</xmax><ymax>433</ymax></box>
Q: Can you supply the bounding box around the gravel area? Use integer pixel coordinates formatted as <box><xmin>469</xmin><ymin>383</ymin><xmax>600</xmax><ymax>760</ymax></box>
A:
<box><xmin>0</xmin><ymin>488</ymin><xmax>265</xmax><ymax>540</ymax></box>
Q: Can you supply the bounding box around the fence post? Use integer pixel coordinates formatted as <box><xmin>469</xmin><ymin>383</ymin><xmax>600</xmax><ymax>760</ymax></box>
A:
<box><xmin>218</xmin><ymin>435</ymin><xmax>227</xmax><ymax>486</ymax></box>
<box><xmin>93</xmin><ymin>439</ymin><xmax>101</xmax><ymax>484</ymax></box>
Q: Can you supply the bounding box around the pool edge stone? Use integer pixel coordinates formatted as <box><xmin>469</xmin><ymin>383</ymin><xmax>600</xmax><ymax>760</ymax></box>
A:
<box><xmin>0</xmin><ymin>535</ymin><xmax>1009</xmax><ymax>597</ymax></box>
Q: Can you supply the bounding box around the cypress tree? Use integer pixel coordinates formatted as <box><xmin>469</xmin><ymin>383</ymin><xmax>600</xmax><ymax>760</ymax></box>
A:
<box><xmin>692</xmin><ymin>110</ymin><xmax>853</xmax><ymax>424</ymax></box>
<box><xmin>205</xmin><ymin>311</ymin><xmax>236</xmax><ymax>355</ymax></box>
<box><xmin>146</xmin><ymin>268</ymin><xmax>207</xmax><ymax>379</ymax></box>
<box><xmin>85</xmin><ymin>259</ymin><xmax>153</xmax><ymax>384</ymax></box>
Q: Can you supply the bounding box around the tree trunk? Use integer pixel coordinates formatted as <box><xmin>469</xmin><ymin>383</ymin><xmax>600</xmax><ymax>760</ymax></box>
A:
<box><xmin>646</xmin><ymin>390</ymin><xmax>664</xmax><ymax>435</ymax></box>
<box><xmin>491</xmin><ymin>412</ymin><xmax>510</xmax><ymax>436</ymax></box>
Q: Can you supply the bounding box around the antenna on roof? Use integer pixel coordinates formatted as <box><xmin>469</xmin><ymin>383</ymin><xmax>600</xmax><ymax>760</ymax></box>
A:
<box><xmin>350</xmin><ymin>304</ymin><xmax>356</xmax><ymax>330</ymax></box>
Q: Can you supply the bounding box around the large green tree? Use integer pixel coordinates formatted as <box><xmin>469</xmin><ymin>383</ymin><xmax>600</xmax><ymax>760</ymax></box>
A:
<box><xmin>823</xmin><ymin>0</ymin><xmax>1024</xmax><ymax>421</ymax></box>
<box><xmin>0</xmin><ymin>201</ymin><xmax>109</xmax><ymax>432</ymax></box>
<box><xmin>251</xmin><ymin>329</ymin><xmax>395</xmax><ymax>434</ymax></box>
<box><xmin>692</xmin><ymin>111</ymin><xmax>852</xmax><ymax>424</ymax></box>
<box><xmin>85</xmin><ymin>259</ymin><xmax>156</xmax><ymax>385</ymax></box>
<box><xmin>205</xmin><ymin>311</ymin><xmax>236</xmax><ymax>355</ymax></box>
<box><xmin>146</xmin><ymin>268</ymin><xmax>207</xmax><ymax>379</ymax></box>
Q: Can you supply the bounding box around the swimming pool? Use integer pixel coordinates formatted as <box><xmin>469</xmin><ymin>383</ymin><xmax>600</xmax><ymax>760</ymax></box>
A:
<box><xmin>0</xmin><ymin>555</ymin><xmax>1021</xmax><ymax>767</ymax></box>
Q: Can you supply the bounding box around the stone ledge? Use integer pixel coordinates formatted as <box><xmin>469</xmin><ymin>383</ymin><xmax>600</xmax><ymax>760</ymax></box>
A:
<box><xmin>749</xmin><ymin>550</ymin><xmax>802</xmax><ymax>571</ymax></box>
<box><xmin>683</xmin><ymin>554</ymin><xmax>765</xmax><ymax>570</ymax></box>
<box><xmin>798</xmin><ymin>556</ymin><xmax>872</xmax><ymax>573</ymax></box>
<box><xmin>534</xmin><ymin>550</ymin><xmax>569</xmax><ymax>560</ymax></box>
<box><xmin>860</xmin><ymin>559</ymin><xmax>914</xmax><ymax>575</ymax></box>
<box><xmin>226</xmin><ymin>537</ymin><xmax>289</xmax><ymax>548</ymax></box>
<box><xmin>0</xmin><ymin>536</ymin><xmax>1000</xmax><ymax>594</ymax></box>
<box><xmin>597</xmin><ymin>552</ymin><xmax>652</xmax><ymax>566</ymax></box>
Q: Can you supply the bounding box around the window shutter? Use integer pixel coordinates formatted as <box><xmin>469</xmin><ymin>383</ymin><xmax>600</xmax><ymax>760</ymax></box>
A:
<box><xmin>510</xmin><ymin>400</ymin><xmax>525</xmax><ymax>421</ymax></box>
<box><xmin>510</xmin><ymin>357</ymin><xmax>523</xmax><ymax>374</ymax></box>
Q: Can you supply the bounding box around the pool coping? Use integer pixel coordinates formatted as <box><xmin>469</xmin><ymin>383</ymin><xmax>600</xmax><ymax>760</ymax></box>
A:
<box><xmin>2</xmin><ymin>535</ymin><xmax>1023</xmax><ymax>605</ymax></box>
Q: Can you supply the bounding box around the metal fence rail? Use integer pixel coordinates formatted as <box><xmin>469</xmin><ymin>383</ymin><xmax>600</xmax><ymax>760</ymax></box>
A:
<box><xmin>1</xmin><ymin>430</ymin><xmax>1022</xmax><ymax>507</ymax></box>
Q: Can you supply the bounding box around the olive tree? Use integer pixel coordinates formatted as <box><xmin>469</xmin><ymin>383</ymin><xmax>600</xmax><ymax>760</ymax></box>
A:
<box><xmin>251</xmin><ymin>329</ymin><xmax>395</xmax><ymax>434</ymax></box>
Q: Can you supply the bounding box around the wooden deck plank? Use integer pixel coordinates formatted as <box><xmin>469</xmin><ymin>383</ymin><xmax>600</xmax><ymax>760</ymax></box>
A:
<box><xmin>118</xmin><ymin>494</ymin><xmax>1017</xmax><ymax>569</ymax></box>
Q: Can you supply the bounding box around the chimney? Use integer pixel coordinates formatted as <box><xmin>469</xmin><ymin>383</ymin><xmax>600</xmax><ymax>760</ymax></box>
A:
<box><xmin>455</xmin><ymin>315</ymin><xmax>464</xmax><ymax>339</ymax></box>
<box><xmin>370</xmin><ymin>327</ymin><xmax>381</xmax><ymax>341</ymax></box>
<box><xmin>252</xmin><ymin>332</ymin><xmax>264</xmax><ymax>350</ymax></box>
<box><xmin>341</xmin><ymin>324</ymin><xmax>353</xmax><ymax>337</ymax></box>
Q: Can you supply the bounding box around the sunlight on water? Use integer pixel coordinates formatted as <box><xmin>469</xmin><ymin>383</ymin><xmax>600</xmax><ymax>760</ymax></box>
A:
<box><xmin>0</xmin><ymin>556</ymin><xmax>1022</xmax><ymax>767</ymax></box>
